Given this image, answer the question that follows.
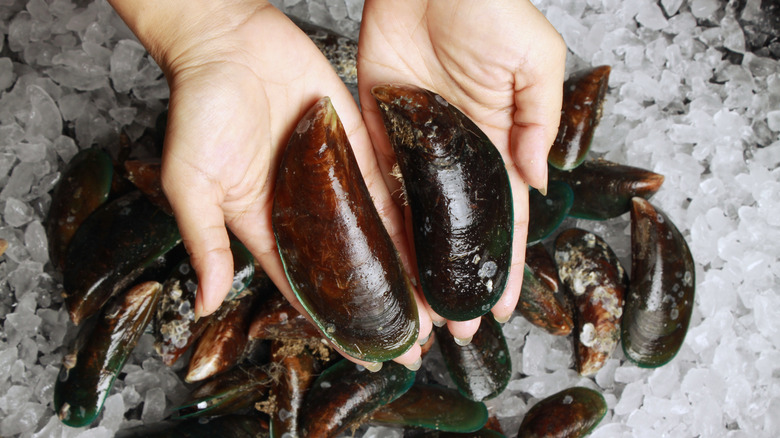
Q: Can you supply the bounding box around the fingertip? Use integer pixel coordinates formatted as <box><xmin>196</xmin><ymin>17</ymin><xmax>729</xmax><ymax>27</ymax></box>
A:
<box><xmin>446</xmin><ymin>317</ymin><xmax>481</xmax><ymax>342</ymax></box>
<box><xmin>393</xmin><ymin>343</ymin><xmax>422</xmax><ymax>369</ymax></box>
<box><xmin>193</xmin><ymin>247</ymin><xmax>235</xmax><ymax>317</ymax></box>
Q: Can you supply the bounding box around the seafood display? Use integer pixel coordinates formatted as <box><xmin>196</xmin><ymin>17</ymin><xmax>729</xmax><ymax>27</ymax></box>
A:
<box><xmin>26</xmin><ymin>5</ymin><xmax>702</xmax><ymax>433</ymax></box>
<box><xmin>372</xmin><ymin>84</ymin><xmax>513</xmax><ymax>322</ymax></box>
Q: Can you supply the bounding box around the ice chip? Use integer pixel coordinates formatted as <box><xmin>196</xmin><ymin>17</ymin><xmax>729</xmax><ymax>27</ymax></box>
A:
<box><xmin>26</xmin><ymin>85</ymin><xmax>62</xmax><ymax>141</ymax></box>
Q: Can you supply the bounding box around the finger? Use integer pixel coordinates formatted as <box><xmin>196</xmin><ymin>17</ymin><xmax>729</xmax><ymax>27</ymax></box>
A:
<box><xmin>492</xmin><ymin>174</ymin><xmax>529</xmax><ymax>324</ymax></box>
<box><xmin>161</xmin><ymin>160</ymin><xmax>233</xmax><ymax>319</ymax></box>
<box><xmin>446</xmin><ymin>318</ymin><xmax>482</xmax><ymax>345</ymax></box>
<box><xmin>511</xmin><ymin>37</ymin><xmax>566</xmax><ymax>192</ymax></box>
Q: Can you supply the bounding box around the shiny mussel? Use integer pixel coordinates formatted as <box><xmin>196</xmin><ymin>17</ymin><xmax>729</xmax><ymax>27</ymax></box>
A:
<box><xmin>372</xmin><ymin>84</ymin><xmax>513</xmax><ymax>321</ymax></box>
<box><xmin>517</xmin><ymin>387</ymin><xmax>607</xmax><ymax>438</ymax></box>
<box><xmin>272</xmin><ymin>97</ymin><xmax>418</xmax><ymax>363</ymax></box>
<box><xmin>622</xmin><ymin>198</ymin><xmax>695</xmax><ymax>368</ymax></box>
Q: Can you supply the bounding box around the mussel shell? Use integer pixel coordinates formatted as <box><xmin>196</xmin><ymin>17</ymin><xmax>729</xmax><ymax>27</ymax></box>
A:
<box><xmin>123</xmin><ymin>158</ymin><xmax>173</xmax><ymax>215</ymax></box>
<box><xmin>248</xmin><ymin>292</ymin><xmax>323</xmax><ymax>342</ymax></box>
<box><xmin>116</xmin><ymin>414</ymin><xmax>269</xmax><ymax>438</ymax></box>
<box><xmin>269</xmin><ymin>343</ymin><xmax>319</xmax><ymax>438</ymax></box>
<box><xmin>548</xmin><ymin>66</ymin><xmax>611</xmax><ymax>171</ymax></box>
<box><xmin>54</xmin><ymin>281</ymin><xmax>163</xmax><ymax>427</ymax></box>
<box><xmin>372</xmin><ymin>84</ymin><xmax>513</xmax><ymax>321</ymax></box>
<box><xmin>527</xmin><ymin>181</ymin><xmax>574</xmax><ymax>245</ymax></box>
<box><xmin>405</xmin><ymin>429</ymin><xmax>506</xmax><ymax>438</ymax></box>
<box><xmin>185</xmin><ymin>289</ymin><xmax>261</xmax><ymax>382</ymax></box>
<box><xmin>63</xmin><ymin>191</ymin><xmax>181</xmax><ymax>325</ymax></box>
<box><xmin>435</xmin><ymin>315</ymin><xmax>511</xmax><ymax>402</ymax></box>
<box><xmin>549</xmin><ymin>158</ymin><xmax>665</xmax><ymax>220</ymax></box>
<box><xmin>555</xmin><ymin>228</ymin><xmax>627</xmax><ymax>376</ymax></box>
<box><xmin>173</xmin><ymin>363</ymin><xmax>273</xmax><ymax>419</ymax></box>
<box><xmin>516</xmin><ymin>265</ymin><xmax>573</xmax><ymax>336</ymax></box>
<box><xmin>46</xmin><ymin>147</ymin><xmax>113</xmax><ymax>270</ymax></box>
<box><xmin>272</xmin><ymin>97</ymin><xmax>418</xmax><ymax>363</ymax></box>
<box><xmin>370</xmin><ymin>383</ymin><xmax>488</xmax><ymax>433</ymax></box>
<box><xmin>517</xmin><ymin>386</ymin><xmax>607</xmax><ymax>438</ymax></box>
<box><xmin>623</xmin><ymin>198</ymin><xmax>695</xmax><ymax>368</ymax></box>
<box><xmin>525</xmin><ymin>243</ymin><xmax>561</xmax><ymax>295</ymax></box>
<box><xmin>299</xmin><ymin>359</ymin><xmax>415</xmax><ymax>437</ymax></box>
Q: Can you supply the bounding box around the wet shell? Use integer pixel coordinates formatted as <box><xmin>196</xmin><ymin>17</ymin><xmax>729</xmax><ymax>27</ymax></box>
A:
<box><xmin>46</xmin><ymin>147</ymin><xmax>113</xmax><ymax>269</ymax></box>
<box><xmin>299</xmin><ymin>359</ymin><xmax>415</xmax><ymax>437</ymax></box>
<box><xmin>54</xmin><ymin>281</ymin><xmax>163</xmax><ymax>427</ymax></box>
<box><xmin>372</xmin><ymin>84</ymin><xmax>513</xmax><ymax>321</ymax></box>
<box><xmin>173</xmin><ymin>363</ymin><xmax>273</xmax><ymax>419</ymax></box>
<box><xmin>248</xmin><ymin>292</ymin><xmax>323</xmax><ymax>342</ymax></box>
<box><xmin>272</xmin><ymin>97</ymin><xmax>418</xmax><ymax>362</ymax></box>
<box><xmin>123</xmin><ymin>158</ymin><xmax>173</xmax><ymax>215</ymax></box>
<box><xmin>549</xmin><ymin>158</ymin><xmax>664</xmax><ymax>220</ymax></box>
<box><xmin>516</xmin><ymin>265</ymin><xmax>574</xmax><ymax>336</ymax></box>
<box><xmin>63</xmin><ymin>191</ymin><xmax>181</xmax><ymax>325</ymax></box>
<box><xmin>525</xmin><ymin>243</ymin><xmax>562</xmax><ymax>295</ymax></box>
<box><xmin>435</xmin><ymin>315</ymin><xmax>511</xmax><ymax>402</ymax></box>
<box><xmin>116</xmin><ymin>414</ymin><xmax>269</xmax><ymax>438</ymax></box>
<box><xmin>623</xmin><ymin>198</ymin><xmax>695</xmax><ymax>368</ymax></box>
<box><xmin>527</xmin><ymin>181</ymin><xmax>574</xmax><ymax>245</ymax></box>
<box><xmin>269</xmin><ymin>343</ymin><xmax>319</xmax><ymax>438</ymax></box>
<box><xmin>548</xmin><ymin>66</ymin><xmax>611</xmax><ymax>170</ymax></box>
<box><xmin>370</xmin><ymin>383</ymin><xmax>488</xmax><ymax>433</ymax></box>
<box><xmin>555</xmin><ymin>228</ymin><xmax>627</xmax><ymax>376</ymax></box>
<box><xmin>517</xmin><ymin>387</ymin><xmax>607</xmax><ymax>438</ymax></box>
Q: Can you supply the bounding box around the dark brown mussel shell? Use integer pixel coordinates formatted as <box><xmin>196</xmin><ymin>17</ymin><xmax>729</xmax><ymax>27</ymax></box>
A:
<box><xmin>47</xmin><ymin>147</ymin><xmax>113</xmax><ymax>270</ymax></box>
<box><xmin>299</xmin><ymin>359</ymin><xmax>416</xmax><ymax>437</ymax></box>
<box><xmin>173</xmin><ymin>363</ymin><xmax>273</xmax><ymax>419</ymax></box>
<box><xmin>123</xmin><ymin>158</ymin><xmax>173</xmax><ymax>215</ymax></box>
<box><xmin>525</xmin><ymin>243</ymin><xmax>561</xmax><ymax>294</ymax></box>
<box><xmin>435</xmin><ymin>315</ymin><xmax>511</xmax><ymax>402</ymax></box>
<box><xmin>549</xmin><ymin>158</ymin><xmax>665</xmax><ymax>220</ymax></box>
<box><xmin>116</xmin><ymin>414</ymin><xmax>269</xmax><ymax>438</ymax></box>
<box><xmin>155</xmin><ymin>240</ymin><xmax>255</xmax><ymax>366</ymax></box>
<box><xmin>272</xmin><ymin>97</ymin><xmax>418</xmax><ymax>362</ymax></box>
<box><xmin>268</xmin><ymin>342</ymin><xmax>319</xmax><ymax>438</ymax></box>
<box><xmin>248</xmin><ymin>292</ymin><xmax>323</xmax><ymax>342</ymax></box>
<box><xmin>516</xmin><ymin>265</ymin><xmax>573</xmax><ymax>336</ymax></box>
<box><xmin>548</xmin><ymin>66</ymin><xmax>611</xmax><ymax>170</ymax></box>
<box><xmin>372</xmin><ymin>84</ymin><xmax>513</xmax><ymax>321</ymax></box>
<box><xmin>517</xmin><ymin>387</ymin><xmax>607</xmax><ymax>438</ymax></box>
<box><xmin>623</xmin><ymin>198</ymin><xmax>695</xmax><ymax>368</ymax></box>
<box><xmin>185</xmin><ymin>288</ymin><xmax>262</xmax><ymax>382</ymax></box>
<box><xmin>406</xmin><ymin>429</ymin><xmax>506</xmax><ymax>438</ymax></box>
<box><xmin>555</xmin><ymin>228</ymin><xmax>627</xmax><ymax>376</ymax></box>
<box><xmin>370</xmin><ymin>383</ymin><xmax>488</xmax><ymax>433</ymax></box>
<box><xmin>54</xmin><ymin>281</ymin><xmax>163</xmax><ymax>427</ymax></box>
<box><xmin>63</xmin><ymin>191</ymin><xmax>181</xmax><ymax>325</ymax></box>
<box><xmin>527</xmin><ymin>181</ymin><xmax>574</xmax><ymax>245</ymax></box>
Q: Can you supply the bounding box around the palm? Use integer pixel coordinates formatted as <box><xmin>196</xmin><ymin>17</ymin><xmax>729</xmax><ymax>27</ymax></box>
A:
<box><xmin>358</xmin><ymin>0</ymin><xmax>566</xmax><ymax>330</ymax></box>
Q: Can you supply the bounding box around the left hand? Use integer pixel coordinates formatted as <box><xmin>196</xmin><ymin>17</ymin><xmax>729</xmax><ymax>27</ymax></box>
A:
<box><xmin>358</xmin><ymin>0</ymin><xmax>567</xmax><ymax>340</ymax></box>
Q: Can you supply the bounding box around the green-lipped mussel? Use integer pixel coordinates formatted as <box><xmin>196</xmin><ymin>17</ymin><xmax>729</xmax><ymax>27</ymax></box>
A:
<box><xmin>517</xmin><ymin>387</ymin><xmax>607</xmax><ymax>438</ymax></box>
<box><xmin>555</xmin><ymin>228</ymin><xmax>627</xmax><ymax>376</ymax></box>
<box><xmin>517</xmin><ymin>265</ymin><xmax>574</xmax><ymax>336</ymax></box>
<box><xmin>272</xmin><ymin>97</ymin><xmax>419</xmax><ymax>363</ymax></box>
<box><xmin>548</xmin><ymin>66</ymin><xmax>611</xmax><ymax>171</ymax></box>
<box><xmin>55</xmin><ymin>281</ymin><xmax>163</xmax><ymax>427</ymax></box>
<box><xmin>372</xmin><ymin>84</ymin><xmax>513</xmax><ymax>321</ymax></box>
<box><xmin>623</xmin><ymin>197</ymin><xmax>695</xmax><ymax>368</ymax></box>
<box><xmin>527</xmin><ymin>181</ymin><xmax>574</xmax><ymax>245</ymax></box>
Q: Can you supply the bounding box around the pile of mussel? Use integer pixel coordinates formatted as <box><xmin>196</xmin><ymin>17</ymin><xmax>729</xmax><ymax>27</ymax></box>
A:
<box><xmin>45</xmin><ymin>23</ymin><xmax>694</xmax><ymax>438</ymax></box>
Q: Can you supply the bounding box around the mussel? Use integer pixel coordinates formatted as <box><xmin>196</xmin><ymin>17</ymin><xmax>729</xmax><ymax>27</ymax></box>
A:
<box><xmin>272</xmin><ymin>97</ymin><xmax>419</xmax><ymax>363</ymax></box>
<box><xmin>372</xmin><ymin>84</ymin><xmax>513</xmax><ymax>321</ymax></box>
<box><xmin>517</xmin><ymin>386</ymin><xmax>607</xmax><ymax>438</ymax></box>
<box><xmin>622</xmin><ymin>198</ymin><xmax>695</xmax><ymax>368</ymax></box>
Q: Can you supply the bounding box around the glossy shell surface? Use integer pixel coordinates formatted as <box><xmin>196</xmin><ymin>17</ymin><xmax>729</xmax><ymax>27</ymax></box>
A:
<box><xmin>517</xmin><ymin>265</ymin><xmax>574</xmax><ymax>336</ymax></box>
<box><xmin>517</xmin><ymin>386</ymin><xmax>607</xmax><ymax>438</ymax></box>
<box><xmin>623</xmin><ymin>198</ymin><xmax>695</xmax><ymax>368</ymax></box>
<box><xmin>272</xmin><ymin>97</ymin><xmax>418</xmax><ymax>362</ymax></box>
<box><xmin>372</xmin><ymin>84</ymin><xmax>513</xmax><ymax>321</ymax></box>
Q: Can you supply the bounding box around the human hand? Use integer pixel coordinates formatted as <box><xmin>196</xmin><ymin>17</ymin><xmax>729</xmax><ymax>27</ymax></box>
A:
<box><xmin>358</xmin><ymin>0</ymin><xmax>566</xmax><ymax>340</ymax></box>
<box><xmin>107</xmin><ymin>0</ymin><xmax>430</xmax><ymax>368</ymax></box>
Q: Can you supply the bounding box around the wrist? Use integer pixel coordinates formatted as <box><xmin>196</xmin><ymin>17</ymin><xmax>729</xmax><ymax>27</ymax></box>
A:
<box><xmin>107</xmin><ymin>0</ymin><xmax>269</xmax><ymax>75</ymax></box>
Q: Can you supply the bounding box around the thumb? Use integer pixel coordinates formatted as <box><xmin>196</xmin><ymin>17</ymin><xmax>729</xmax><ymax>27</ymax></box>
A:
<box><xmin>162</xmin><ymin>156</ymin><xmax>234</xmax><ymax>319</ymax></box>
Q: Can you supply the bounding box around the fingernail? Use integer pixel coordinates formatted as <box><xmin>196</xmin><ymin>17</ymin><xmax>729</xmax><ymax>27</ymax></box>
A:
<box><xmin>404</xmin><ymin>357</ymin><xmax>422</xmax><ymax>372</ymax></box>
<box><xmin>494</xmin><ymin>313</ymin><xmax>512</xmax><ymax>324</ymax></box>
<box><xmin>454</xmin><ymin>335</ymin><xmax>473</xmax><ymax>346</ymax></box>
<box><xmin>193</xmin><ymin>300</ymin><xmax>202</xmax><ymax>323</ymax></box>
<box><xmin>363</xmin><ymin>362</ymin><xmax>383</xmax><ymax>373</ymax></box>
<box><xmin>432</xmin><ymin>319</ymin><xmax>446</xmax><ymax>327</ymax></box>
<box><xmin>418</xmin><ymin>332</ymin><xmax>431</xmax><ymax>345</ymax></box>
<box><xmin>539</xmin><ymin>164</ymin><xmax>548</xmax><ymax>196</ymax></box>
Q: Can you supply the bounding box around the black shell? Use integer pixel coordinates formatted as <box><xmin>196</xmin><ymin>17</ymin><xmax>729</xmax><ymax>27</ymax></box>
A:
<box><xmin>622</xmin><ymin>198</ymin><xmax>695</xmax><ymax>368</ymax></box>
<box><xmin>372</xmin><ymin>84</ymin><xmax>513</xmax><ymax>321</ymax></box>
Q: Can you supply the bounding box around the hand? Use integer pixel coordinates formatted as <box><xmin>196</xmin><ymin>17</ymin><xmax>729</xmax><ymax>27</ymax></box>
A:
<box><xmin>358</xmin><ymin>0</ymin><xmax>566</xmax><ymax>340</ymax></box>
<box><xmin>108</xmin><ymin>0</ymin><xmax>430</xmax><ymax>368</ymax></box>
